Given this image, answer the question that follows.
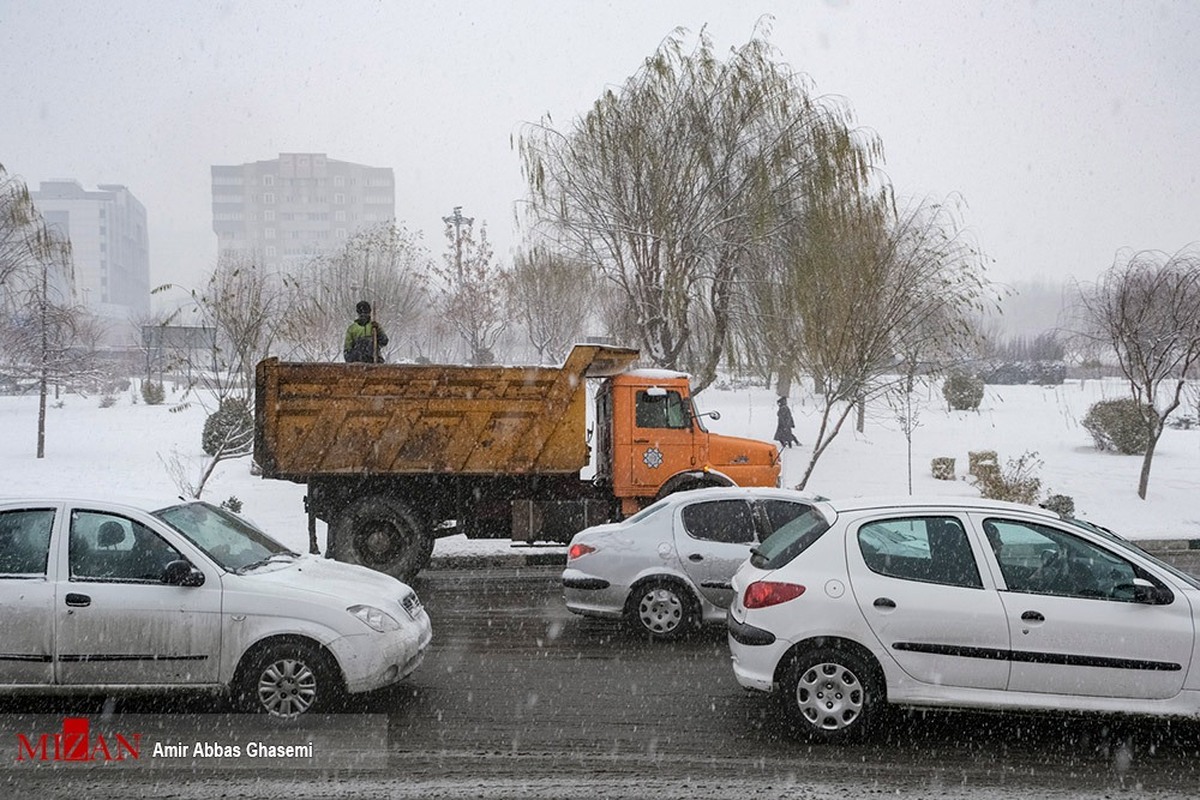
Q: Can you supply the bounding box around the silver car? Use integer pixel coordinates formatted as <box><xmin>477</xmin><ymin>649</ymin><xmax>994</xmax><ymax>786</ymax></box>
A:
<box><xmin>562</xmin><ymin>487</ymin><xmax>825</xmax><ymax>639</ymax></box>
<box><xmin>728</xmin><ymin>495</ymin><xmax>1200</xmax><ymax>742</ymax></box>
<box><xmin>0</xmin><ymin>497</ymin><xmax>432</xmax><ymax>718</ymax></box>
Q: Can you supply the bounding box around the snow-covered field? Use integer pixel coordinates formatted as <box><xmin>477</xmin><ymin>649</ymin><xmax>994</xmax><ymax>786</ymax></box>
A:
<box><xmin>0</xmin><ymin>376</ymin><xmax>1197</xmax><ymax>555</ymax></box>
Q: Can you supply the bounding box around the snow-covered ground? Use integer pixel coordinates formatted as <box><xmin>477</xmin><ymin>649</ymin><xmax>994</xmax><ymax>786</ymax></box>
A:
<box><xmin>0</xmin><ymin>376</ymin><xmax>1197</xmax><ymax>555</ymax></box>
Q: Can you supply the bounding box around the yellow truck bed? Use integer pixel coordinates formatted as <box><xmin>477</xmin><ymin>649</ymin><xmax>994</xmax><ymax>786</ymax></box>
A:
<box><xmin>254</xmin><ymin>344</ymin><xmax>639</xmax><ymax>480</ymax></box>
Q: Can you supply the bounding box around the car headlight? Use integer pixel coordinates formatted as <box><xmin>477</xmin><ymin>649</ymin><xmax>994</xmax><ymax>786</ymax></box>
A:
<box><xmin>348</xmin><ymin>604</ymin><xmax>402</xmax><ymax>633</ymax></box>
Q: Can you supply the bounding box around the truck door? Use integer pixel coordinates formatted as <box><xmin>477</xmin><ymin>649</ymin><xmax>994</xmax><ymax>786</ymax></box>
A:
<box><xmin>629</xmin><ymin>387</ymin><xmax>695</xmax><ymax>492</ymax></box>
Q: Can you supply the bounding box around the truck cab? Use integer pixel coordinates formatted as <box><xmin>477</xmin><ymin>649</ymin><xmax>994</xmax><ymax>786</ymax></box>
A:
<box><xmin>595</xmin><ymin>370</ymin><xmax>781</xmax><ymax>517</ymax></box>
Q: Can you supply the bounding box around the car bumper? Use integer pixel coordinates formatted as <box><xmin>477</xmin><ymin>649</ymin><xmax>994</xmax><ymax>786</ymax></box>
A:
<box><xmin>562</xmin><ymin>568</ymin><xmax>626</xmax><ymax>618</ymax></box>
<box><xmin>328</xmin><ymin>610</ymin><xmax>432</xmax><ymax>695</ymax></box>
<box><xmin>727</xmin><ymin>615</ymin><xmax>790</xmax><ymax>694</ymax></box>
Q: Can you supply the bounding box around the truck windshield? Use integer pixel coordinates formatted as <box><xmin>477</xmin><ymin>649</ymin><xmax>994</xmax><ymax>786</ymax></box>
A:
<box><xmin>635</xmin><ymin>390</ymin><xmax>690</xmax><ymax>429</ymax></box>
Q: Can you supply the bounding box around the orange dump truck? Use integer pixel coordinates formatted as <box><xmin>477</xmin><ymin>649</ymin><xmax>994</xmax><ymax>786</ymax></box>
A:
<box><xmin>254</xmin><ymin>344</ymin><xmax>780</xmax><ymax>580</ymax></box>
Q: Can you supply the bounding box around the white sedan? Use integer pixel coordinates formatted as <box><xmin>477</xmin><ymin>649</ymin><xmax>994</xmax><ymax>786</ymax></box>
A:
<box><xmin>562</xmin><ymin>487</ymin><xmax>825</xmax><ymax>639</ymax></box>
<box><xmin>727</xmin><ymin>495</ymin><xmax>1200</xmax><ymax>742</ymax></box>
<box><xmin>0</xmin><ymin>497</ymin><xmax>432</xmax><ymax>718</ymax></box>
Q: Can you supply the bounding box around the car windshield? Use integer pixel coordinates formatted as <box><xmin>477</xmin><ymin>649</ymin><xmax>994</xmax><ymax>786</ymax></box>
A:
<box><xmin>749</xmin><ymin>508</ymin><xmax>832</xmax><ymax>570</ymax></box>
<box><xmin>153</xmin><ymin>501</ymin><xmax>296</xmax><ymax>572</ymax></box>
<box><xmin>1062</xmin><ymin>516</ymin><xmax>1200</xmax><ymax>591</ymax></box>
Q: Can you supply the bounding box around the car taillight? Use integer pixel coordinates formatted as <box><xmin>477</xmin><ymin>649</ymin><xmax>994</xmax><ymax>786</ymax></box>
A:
<box><xmin>568</xmin><ymin>543</ymin><xmax>596</xmax><ymax>560</ymax></box>
<box><xmin>743</xmin><ymin>581</ymin><xmax>806</xmax><ymax>609</ymax></box>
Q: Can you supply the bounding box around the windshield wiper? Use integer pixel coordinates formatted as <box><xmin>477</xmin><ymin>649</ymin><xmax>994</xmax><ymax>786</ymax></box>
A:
<box><xmin>238</xmin><ymin>551</ymin><xmax>299</xmax><ymax>574</ymax></box>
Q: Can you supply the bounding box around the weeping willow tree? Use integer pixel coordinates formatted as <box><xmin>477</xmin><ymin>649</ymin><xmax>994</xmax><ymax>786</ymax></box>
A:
<box><xmin>518</xmin><ymin>24</ymin><xmax>881</xmax><ymax>390</ymax></box>
<box><xmin>0</xmin><ymin>163</ymin><xmax>82</xmax><ymax>458</ymax></box>
<box><xmin>786</xmin><ymin>193</ymin><xmax>991</xmax><ymax>490</ymax></box>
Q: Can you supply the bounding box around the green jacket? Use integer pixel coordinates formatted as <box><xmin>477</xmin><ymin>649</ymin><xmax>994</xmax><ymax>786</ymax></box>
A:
<box><xmin>344</xmin><ymin>318</ymin><xmax>388</xmax><ymax>363</ymax></box>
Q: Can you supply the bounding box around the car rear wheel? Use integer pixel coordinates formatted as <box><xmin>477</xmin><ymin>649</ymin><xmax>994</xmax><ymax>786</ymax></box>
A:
<box><xmin>781</xmin><ymin>646</ymin><xmax>881</xmax><ymax>743</ymax></box>
<box><xmin>234</xmin><ymin>640</ymin><xmax>342</xmax><ymax>719</ymax></box>
<box><xmin>627</xmin><ymin>579</ymin><xmax>698</xmax><ymax>640</ymax></box>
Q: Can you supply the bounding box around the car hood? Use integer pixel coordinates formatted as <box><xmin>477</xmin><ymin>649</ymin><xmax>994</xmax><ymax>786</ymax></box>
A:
<box><xmin>234</xmin><ymin>554</ymin><xmax>412</xmax><ymax>603</ymax></box>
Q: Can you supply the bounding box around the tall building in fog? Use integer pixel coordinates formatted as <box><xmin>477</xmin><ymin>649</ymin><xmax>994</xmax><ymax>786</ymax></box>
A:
<box><xmin>211</xmin><ymin>153</ymin><xmax>395</xmax><ymax>269</ymax></box>
<box><xmin>31</xmin><ymin>180</ymin><xmax>151</xmax><ymax>336</ymax></box>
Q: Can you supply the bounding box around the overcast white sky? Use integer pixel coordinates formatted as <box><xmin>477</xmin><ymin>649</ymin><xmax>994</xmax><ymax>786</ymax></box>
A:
<box><xmin>2</xmin><ymin>0</ymin><xmax>1196</xmax><ymax>298</ymax></box>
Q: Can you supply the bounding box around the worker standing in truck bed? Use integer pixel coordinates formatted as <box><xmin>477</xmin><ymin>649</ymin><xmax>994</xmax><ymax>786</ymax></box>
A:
<box><xmin>344</xmin><ymin>300</ymin><xmax>388</xmax><ymax>363</ymax></box>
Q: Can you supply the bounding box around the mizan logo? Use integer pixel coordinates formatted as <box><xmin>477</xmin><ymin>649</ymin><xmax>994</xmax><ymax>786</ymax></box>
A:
<box><xmin>642</xmin><ymin>447</ymin><xmax>664</xmax><ymax>469</ymax></box>
<box><xmin>16</xmin><ymin>717</ymin><xmax>141</xmax><ymax>763</ymax></box>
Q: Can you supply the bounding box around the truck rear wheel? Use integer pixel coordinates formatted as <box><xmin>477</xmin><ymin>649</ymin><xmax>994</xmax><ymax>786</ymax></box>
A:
<box><xmin>330</xmin><ymin>495</ymin><xmax>433</xmax><ymax>582</ymax></box>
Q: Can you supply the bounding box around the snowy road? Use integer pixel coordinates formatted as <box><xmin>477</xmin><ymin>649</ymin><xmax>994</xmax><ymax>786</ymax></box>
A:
<box><xmin>5</xmin><ymin>566</ymin><xmax>1200</xmax><ymax>798</ymax></box>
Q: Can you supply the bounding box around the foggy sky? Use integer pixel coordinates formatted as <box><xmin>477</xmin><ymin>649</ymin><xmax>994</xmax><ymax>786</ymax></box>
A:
<box><xmin>1</xmin><ymin>0</ymin><xmax>1196</xmax><ymax>302</ymax></box>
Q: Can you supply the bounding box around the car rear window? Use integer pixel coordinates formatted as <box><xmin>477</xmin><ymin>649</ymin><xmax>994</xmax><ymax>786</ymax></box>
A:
<box><xmin>750</xmin><ymin>508</ymin><xmax>831</xmax><ymax>569</ymax></box>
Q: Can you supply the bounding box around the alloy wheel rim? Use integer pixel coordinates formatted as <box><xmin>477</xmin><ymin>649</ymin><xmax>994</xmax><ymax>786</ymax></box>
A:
<box><xmin>257</xmin><ymin>657</ymin><xmax>318</xmax><ymax>718</ymax></box>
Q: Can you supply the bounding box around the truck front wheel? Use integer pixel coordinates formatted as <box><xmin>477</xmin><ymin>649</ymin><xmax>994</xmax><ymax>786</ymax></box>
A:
<box><xmin>330</xmin><ymin>495</ymin><xmax>433</xmax><ymax>582</ymax></box>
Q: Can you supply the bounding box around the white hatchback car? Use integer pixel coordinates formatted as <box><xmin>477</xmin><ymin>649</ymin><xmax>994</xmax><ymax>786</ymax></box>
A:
<box><xmin>562</xmin><ymin>487</ymin><xmax>825</xmax><ymax>639</ymax></box>
<box><xmin>0</xmin><ymin>497</ymin><xmax>432</xmax><ymax>718</ymax></box>
<box><xmin>727</xmin><ymin>496</ymin><xmax>1200</xmax><ymax>742</ymax></box>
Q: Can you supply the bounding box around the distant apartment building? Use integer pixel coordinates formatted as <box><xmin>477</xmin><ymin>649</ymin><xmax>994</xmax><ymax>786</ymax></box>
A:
<box><xmin>211</xmin><ymin>153</ymin><xmax>395</xmax><ymax>269</ymax></box>
<box><xmin>31</xmin><ymin>180</ymin><xmax>151</xmax><ymax>340</ymax></box>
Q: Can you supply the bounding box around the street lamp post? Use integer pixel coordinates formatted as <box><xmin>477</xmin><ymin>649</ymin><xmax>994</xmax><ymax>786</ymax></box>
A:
<box><xmin>441</xmin><ymin>205</ymin><xmax>474</xmax><ymax>281</ymax></box>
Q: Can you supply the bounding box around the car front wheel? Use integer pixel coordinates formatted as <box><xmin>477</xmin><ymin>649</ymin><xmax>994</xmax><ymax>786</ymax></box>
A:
<box><xmin>234</xmin><ymin>640</ymin><xmax>342</xmax><ymax>719</ymax></box>
<box><xmin>781</xmin><ymin>645</ymin><xmax>881</xmax><ymax>743</ymax></box>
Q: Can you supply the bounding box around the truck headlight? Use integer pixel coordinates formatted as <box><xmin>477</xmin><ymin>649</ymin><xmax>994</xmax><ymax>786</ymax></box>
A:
<box><xmin>348</xmin><ymin>604</ymin><xmax>402</xmax><ymax>632</ymax></box>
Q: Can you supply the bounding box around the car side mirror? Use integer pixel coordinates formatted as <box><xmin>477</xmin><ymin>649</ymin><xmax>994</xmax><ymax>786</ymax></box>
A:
<box><xmin>162</xmin><ymin>559</ymin><xmax>205</xmax><ymax>587</ymax></box>
<box><xmin>1118</xmin><ymin>577</ymin><xmax>1172</xmax><ymax>605</ymax></box>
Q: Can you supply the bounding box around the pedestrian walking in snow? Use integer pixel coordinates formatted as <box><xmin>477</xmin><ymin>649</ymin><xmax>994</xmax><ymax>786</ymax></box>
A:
<box><xmin>774</xmin><ymin>396</ymin><xmax>800</xmax><ymax>449</ymax></box>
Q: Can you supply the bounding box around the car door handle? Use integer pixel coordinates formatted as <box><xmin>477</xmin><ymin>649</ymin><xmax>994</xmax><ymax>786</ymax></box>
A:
<box><xmin>873</xmin><ymin>597</ymin><xmax>896</xmax><ymax>609</ymax></box>
<box><xmin>65</xmin><ymin>593</ymin><xmax>91</xmax><ymax>608</ymax></box>
<box><xmin>1021</xmin><ymin>610</ymin><xmax>1045</xmax><ymax>622</ymax></box>
<box><xmin>688</xmin><ymin>553</ymin><xmax>704</xmax><ymax>562</ymax></box>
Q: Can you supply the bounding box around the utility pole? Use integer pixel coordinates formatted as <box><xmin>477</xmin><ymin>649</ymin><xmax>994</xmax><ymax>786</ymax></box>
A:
<box><xmin>441</xmin><ymin>205</ymin><xmax>474</xmax><ymax>281</ymax></box>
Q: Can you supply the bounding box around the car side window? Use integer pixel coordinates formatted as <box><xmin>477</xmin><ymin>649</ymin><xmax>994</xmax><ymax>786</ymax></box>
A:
<box><xmin>635</xmin><ymin>390</ymin><xmax>689</xmax><ymax>429</ymax></box>
<box><xmin>69</xmin><ymin>511</ymin><xmax>183</xmax><ymax>583</ymax></box>
<box><xmin>681</xmin><ymin>499</ymin><xmax>755</xmax><ymax>544</ymax></box>
<box><xmin>0</xmin><ymin>508</ymin><xmax>55</xmax><ymax>577</ymax></box>
<box><xmin>982</xmin><ymin>517</ymin><xmax>1156</xmax><ymax>601</ymax></box>
<box><xmin>858</xmin><ymin>516</ymin><xmax>983</xmax><ymax>589</ymax></box>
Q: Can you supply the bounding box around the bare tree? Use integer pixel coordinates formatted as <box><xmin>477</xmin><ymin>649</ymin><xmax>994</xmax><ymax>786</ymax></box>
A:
<box><xmin>152</xmin><ymin>253</ymin><xmax>293</xmax><ymax>497</ymax></box>
<box><xmin>434</xmin><ymin>218</ymin><xmax>507</xmax><ymax>364</ymax></box>
<box><xmin>1073</xmin><ymin>245</ymin><xmax>1200</xmax><ymax>498</ymax></box>
<box><xmin>279</xmin><ymin>221</ymin><xmax>434</xmax><ymax>362</ymax></box>
<box><xmin>518</xmin><ymin>26</ymin><xmax>881</xmax><ymax>390</ymax></box>
<box><xmin>505</xmin><ymin>246</ymin><xmax>596</xmax><ymax>363</ymax></box>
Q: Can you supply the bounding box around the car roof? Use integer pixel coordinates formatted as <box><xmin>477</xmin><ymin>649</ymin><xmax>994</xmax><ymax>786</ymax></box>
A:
<box><xmin>663</xmin><ymin>486</ymin><xmax>827</xmax><ymax>505</ymax></box>
<box><xmin>0</xmin><ymin>494</ymin><xmax>195</xmax><ymax>515</ymax></box>
<box><xmin>823</xmin><ymin>494</ymin><xmax>1061</xmax><ymax>519</ymax></box>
